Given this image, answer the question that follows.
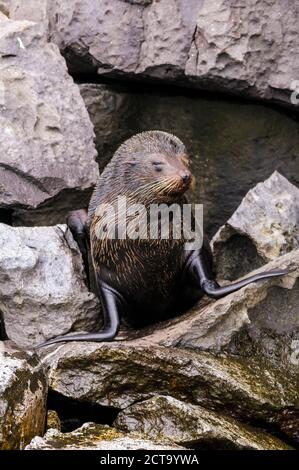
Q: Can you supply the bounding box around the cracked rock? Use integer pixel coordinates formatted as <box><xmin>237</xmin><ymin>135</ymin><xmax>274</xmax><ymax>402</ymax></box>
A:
<box><xmin>0</xmin><ymin>341</ymin><xmax>47</xmax><ymax>449</ymax></box>
<box><xmin>39</xmin><ymin>339</ymin><xmax>298</xmax><ymax>441</ymax></box>
<box><xmin>0</xmin><ymin>223</ymin><xmax>100</xmax><ymax>349</ymax></box>
<box><xmin>10</xmin><ymin>0</ymin><xmax>299</xmax><ymax>109</ymax></box>
<box><xmin>146</xmin><ymin>250</ymin><xmax>299</xmax><ymax>376</ymax></box>
<box><xmin>115</xmin><ymin>395</ymin><xmax>292</xmax><ymax>450</ymax></box>
<box><xmin>212</xmin><ymin>172</ymin><xmax>299</xmax><ymax>280</ymax></box>
<box><xmin>26</xmin><ymin>422</ymin><xmax>184</xmax><ymax>450</ymax></box>
<box><xmin>0</xmin><ymin>16</ymin><xmax>98</xmax><ymax>225</ymax></box>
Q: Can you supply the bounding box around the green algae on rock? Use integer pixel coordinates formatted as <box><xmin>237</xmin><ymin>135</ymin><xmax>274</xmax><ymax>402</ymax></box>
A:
<box><xmin>26</xmin><ymin>422</ymin><xmax>184</xmax><ymax>450</ymax></box>
<box><xmin>0</xmin><ymin>341</ymin><xmax>47</xmax><ymax>450</ymax></box>
<box><xmin>39</xmin><ymin>340</ymin><xmax>298</xmax><ymax>442</ymax></box>
<box><xmin>115</xmin><ymin>395</ymin><xmax>293</xmax><ymax>450</ymax></box>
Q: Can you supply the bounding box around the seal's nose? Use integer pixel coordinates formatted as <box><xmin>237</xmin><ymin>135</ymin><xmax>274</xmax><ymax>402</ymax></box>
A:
<box><xmin>180</xmin><ymin>171</ymin><xmax>191</xmax><ymax>185</ymax></box>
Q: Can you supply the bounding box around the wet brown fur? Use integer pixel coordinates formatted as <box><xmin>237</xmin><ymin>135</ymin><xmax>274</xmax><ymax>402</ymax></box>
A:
<box><xmin>88</xmin><ymin>131</ymin><xmax>194</xmax><ymax>325</ymax></box>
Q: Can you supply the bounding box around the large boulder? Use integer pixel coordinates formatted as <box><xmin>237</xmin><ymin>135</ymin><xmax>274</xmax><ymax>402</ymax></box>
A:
<box><xmin>0</xmin><ymin>341</ymin><xmax>47</xmax><ymax>449</ymax></box>
<box><xmin>212</xmin><ymin>172</ymin><xmax>299</xmax><ymax>280</ymax></box>
<box><xmin>39</xmin><ymin>339</ymin><xmax>298</xmax><ymax>443</ymax></box>
<box><xmin>185</xmin><ymin>0</ymin><xmax>299</xmax><ymax>109</ymax></box>
<box><xmin>10</xmin><ymin>0</ymin><xmax>299</xmax><ymax>110</ymax></box>
<box><xmin>26</xmin><ymin>422</ymin><xmax>184</xmax><ymax>450</ymax></box>
<box><xmin>146</xmin><ymin>250</ymin><xmax>299</xmax><ymax>376</ymax></box>
<box><xmin>115</xmin><ymin>395</ymin><xmax>292</xmax><ymax>450</ymax></box>
<box><xmin>0</xmin><ymin>223</ymin><xmax>100</xmax><ymax>349</ymax></box>
<box><xmin>0</xmin><ymin>16</ymin><xmax>98</xmax><ymax>226</ymax></box>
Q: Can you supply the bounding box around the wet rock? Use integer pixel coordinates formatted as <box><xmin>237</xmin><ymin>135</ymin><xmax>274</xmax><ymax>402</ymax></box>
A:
<box><xmin>11</xmin><ymin>0</ymin><xmax>299</xmax><ymax>110</ymax></box>
<box><xmin>79</xmin><ymin>84</ymin><xmax>138</xmax><ymax>170</ymax></box>
<box><xmin>0</xmin><ymin>16</ymin><xmax>98</xmax><ymax>225</ymax></box>
<box><xmin>39</xmin><ymin>338</ymin><xmax>298</xmax><ymax>440</ymax></box>
<box><xmin>0</xmin><ymin>341</ymin><xmax>47</xmax><ymax>449</ymax></box>
<box><xmin>115</xmin><ymin>395</ymin><xmax>292</xmax><ymax>450</ymax></box>
<box><xmin>46</xmin><ymin>410</ymin><xmax>61</xmax><ymax>431</ymax></box>
<box><xmin>0</xmin><ymin>223</ymin><xmax>100</xmax><ymax>349</ymax></box>
<box><xmin>26</xmin><ymin>422</ymin><xmax>183</xmax><ymax>450</ymax></box>
<box><xmin>212</xmin><ymin>172</ymin><xmax>299</xmax><ymax>280</ymax></box>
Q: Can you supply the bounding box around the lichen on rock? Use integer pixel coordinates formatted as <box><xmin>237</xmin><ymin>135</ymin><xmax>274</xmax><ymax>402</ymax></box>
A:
<box><xmin>0</xmin><ymin>341</ymin><xmax>47</xmax><ymax>450</ymax></box>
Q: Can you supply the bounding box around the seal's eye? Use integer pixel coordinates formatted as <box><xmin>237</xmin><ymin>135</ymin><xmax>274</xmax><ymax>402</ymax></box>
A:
<box><xmin>152</xmin><ymin>161</ymin><xmax>165</xmax><ymax>172</ymax></box>
<box><xmin>127</xmin><ymin>160</ymin><xmax>137</xmax><ymax>166</ymax></box>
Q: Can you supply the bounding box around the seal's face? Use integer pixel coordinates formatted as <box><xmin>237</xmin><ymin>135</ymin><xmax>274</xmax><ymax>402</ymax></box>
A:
<box><xmin>126</xmin><ymin>151</ymin><xmax>194</xmax><ymax>201</ymax></box>
<box><xmin>149</xmin><ymin>152</ymin><xmax>193</xmax><ymax>195</ymax></box>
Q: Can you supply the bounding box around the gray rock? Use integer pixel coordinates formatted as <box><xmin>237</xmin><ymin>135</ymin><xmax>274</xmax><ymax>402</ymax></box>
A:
<box><xmin>79</xmin><ymin>84</ymin><xmax>138</xmax><ymax>171</ymax></box>
<box><xmin>185</xmin><ymin>0</ymin><xmax>299</xmax><ymax>109</ymax></box>
<box><xmin>147</xmin><ymin>250</ymin><xmax>299</xmax><ymax>376</ymax></box>
<box><xmin>39</xmin><ymin>339</ymin><xmax>298</xmax><ymax>441</ymax></box>
<box><xmin>0</xmin><ymin>223</ymin><xmax>100</xmax><ymax>349</ymax></box>
<box><xmin>115</xmin><ymin>395</ymin><xmax>292</xmax><ymax>450</ymax></box>
<box><xmin>26</xmin><ymin>422</ymin><xmax>184</xmax><ymax>450</ymax></box>
<box><xmin>212</xmin><ymin>172</ymin><xmax>299</xmax><ymax>280</ymax></box>
<box><xmin>11</xmin><ymin>0</ymin><xmax>299</xmax><ymax>110</ymax></box>
<box><xmin>11</xmin><ymin>0</ymin><xmax>201</xmax><ymax>76</ymax></box>
<box><xmin>0</xmin><ymin>341</ymin><xmax>47</xmax><ymax>449</ymax></box>
<box><xmin>0</xmin><ymin>16</ymin><xmax>98</xmax><ymax>225</ymax></box>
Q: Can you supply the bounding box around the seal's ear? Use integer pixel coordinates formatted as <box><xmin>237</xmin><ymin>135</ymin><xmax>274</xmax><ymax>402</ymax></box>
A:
<box><xmin>181</xmin><ymin>154</ymin><xmax>191</xmax><ymax>167</ymax></box>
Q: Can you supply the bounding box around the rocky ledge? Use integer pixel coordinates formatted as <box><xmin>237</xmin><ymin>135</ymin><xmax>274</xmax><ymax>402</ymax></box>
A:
<box><xmin>0</xmin><ymin>3</ymin><xmax>298</xmax><ymax>452</ymax></box>
<box><xmin>6</xmin><ymin>0</ymin><xmax>299</xmax><ymax>111</ymax></box>
<box><xmin>0</xmin><ymin>171</ymin><xmax>298</xmax><ymax>450</ymax></box>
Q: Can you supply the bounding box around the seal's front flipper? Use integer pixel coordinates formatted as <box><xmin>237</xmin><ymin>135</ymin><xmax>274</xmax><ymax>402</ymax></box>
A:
<box><xmin>187</xmin><ymin>252</ymin><xmax>290</xmax><ymax>300</ymax></box>
<box><xmin>67</xmin><ymin>209</ymin><xmax>90</xmax><ymax>288</ymax></box>
<box><xmin>36</xmin><ymin>282</ymin><xmax>122</xmax><ymax>348</ymax></box>
<box><xmin>200</xmin><ymin>268</ymin><xmax>290</xmax><ymax>299</ymax></box>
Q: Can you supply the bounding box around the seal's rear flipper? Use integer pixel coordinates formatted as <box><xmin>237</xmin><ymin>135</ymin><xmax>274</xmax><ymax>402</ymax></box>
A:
<box><xmin>36</xmin><ymin>282</ymin><xmax>122</xmax><ymax>348</ymax></box>
<box><xmin>67</xmin><ymin>209</ymin><xmax>90</xmax><ymax>288</ymax></box>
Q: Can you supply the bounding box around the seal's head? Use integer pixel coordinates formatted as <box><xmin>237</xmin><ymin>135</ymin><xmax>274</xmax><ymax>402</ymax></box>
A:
<box><xmin>113</xmin><ymin>131</ymin><xmax>194</xmax><ymax>201</ymax></box>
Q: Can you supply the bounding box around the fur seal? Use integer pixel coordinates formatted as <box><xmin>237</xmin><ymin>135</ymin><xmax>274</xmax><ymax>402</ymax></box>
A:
<box><xmin>38</xmin><ymin>131</ymin><xmax>288</xmax><ymax>347</ymax></box>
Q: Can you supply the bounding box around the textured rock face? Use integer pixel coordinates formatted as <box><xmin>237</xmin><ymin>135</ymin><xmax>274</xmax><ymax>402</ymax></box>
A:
<box><xmin>39</xmin><ymin>0</ymin><xmax>201</xmax><ymax>77</ymax></box>
<box><xmin>37</xmin><ymin>246</ymin><xmax>299</xmax><ymax>443</ymax></box>
<box><xmin>10</xmin><ymin>0</ymin><xmax>299</xmax><ymax>109</ymax></box>
<box><xmin>186</xmin><ymin>0</ymin><xmax>299</xmax><ymax>108</ymax></box>
<box><xmin>0</xmin><ymin>223</ymin><xmax>100</xmax><ymax>349</ymax></box>
<box><xmin>26</xmin><ymin>422</ymin><xmax>184</xmax><ymax>450</ymax></box>
<box><xmin>148</xmin><ymin>250</ymin><xmax>299</xmax><ymax>374</ymax></box>
<box><xmin>40</xmin><ymin>341</ymin><xmax>298</xmax><ymax>439</ymax></box>
<box><xmin>79</xmin><ymin>84</ymin><xmax>138</xmax><ymax>170</ymax></box>
<box><xmin>0</xmin><ymin>342</ymin><xmax>47</xmax><ymax>450</ymax></box>
<box><xmin>212</xmin><ymin>172</ymin><xmax>299</xmax><ymax>280</ymax></box>
<box><xmin>115</xmin><ymin>395</ymin><xmax>292</xmax><ymax>450</ymax></box>
<box><xmin>0</xmin><ymin>16</ymin><xmax>98</xmax><ymax>225</ymax></box>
